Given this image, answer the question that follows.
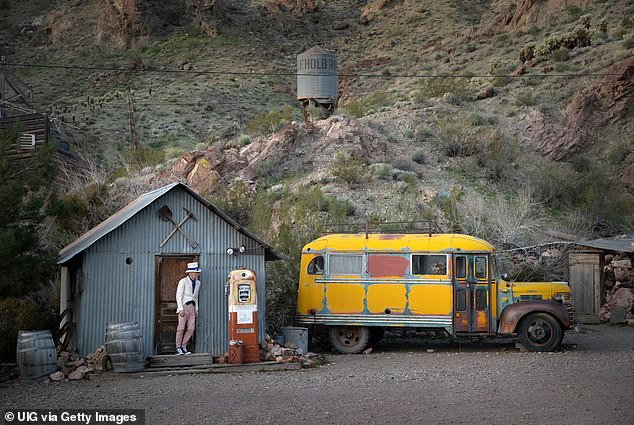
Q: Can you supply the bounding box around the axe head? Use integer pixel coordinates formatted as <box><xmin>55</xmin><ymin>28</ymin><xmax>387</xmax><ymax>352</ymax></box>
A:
<box><xmin>183</xmin><ymin>207</ymin><xmax>198</xmax><ymax>222</ymax></box>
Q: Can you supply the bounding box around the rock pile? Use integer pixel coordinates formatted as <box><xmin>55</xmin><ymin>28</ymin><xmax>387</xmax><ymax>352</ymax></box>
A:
<box><xmin>598</xmin><ymin>255</ymin><xmax>634</xmax><ymax>324</ymax></box>
<box><xmin>49</xmin><ymin>347</ymin><xmax>111</xmax><ymax>382</ymax></box>
<box><xmin>261</xmin><ymin>334</ymin><xmax>326</xmax><ymax>367</ymax></box>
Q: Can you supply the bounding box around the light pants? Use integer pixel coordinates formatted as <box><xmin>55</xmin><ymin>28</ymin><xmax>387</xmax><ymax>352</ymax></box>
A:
<box><xmin>175</xmin><ymin>303</ymin><xmax>196</xmax><ymax>349</ymax></box>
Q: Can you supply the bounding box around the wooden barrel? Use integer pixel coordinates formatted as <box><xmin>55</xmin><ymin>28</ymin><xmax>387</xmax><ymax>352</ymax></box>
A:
<box><xmin>16</xmin><ymin>330</ymin><xmax>58</xmax><ymax>380</ymax></box>
<box><xmin>105</xmin><ymin>322</ymin><xmax>144</xmax><ymax>373</ymax></box>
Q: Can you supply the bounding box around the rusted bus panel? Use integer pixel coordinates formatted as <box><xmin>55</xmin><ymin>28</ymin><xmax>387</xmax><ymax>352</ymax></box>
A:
<box><xmin>297</xmin><ymin>313</ymin><xmax>453</xmax><ymax>330</ymax></box>
<box><xmin>498</xmin><ymin>300</ymin><xmax>572</xmax><ymax>335</ymax></box>
<box><xmin>475</xmin><ymin>310</ymin><xmax>488</xmax><ymax>330</ymax></box>
<box><xmin>367</xmin><ymin>254</ymin><xmax>409</xmax><ymax>277</ymax></box>
<box><xmin>302</xmin><ymin>233</ymin><xmax>496</xmax><ymax>254</ymax></box>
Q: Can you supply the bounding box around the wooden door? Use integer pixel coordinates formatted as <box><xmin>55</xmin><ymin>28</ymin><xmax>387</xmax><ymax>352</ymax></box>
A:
<box><xmin>155</xmin><ymin>255</ymin><xmax>197</xmax><ymax>354</ymax></box>
<box><xmin>569</xmin><ymin>253</ymin><xmax>601</xmax><ymax>313</ymax></box>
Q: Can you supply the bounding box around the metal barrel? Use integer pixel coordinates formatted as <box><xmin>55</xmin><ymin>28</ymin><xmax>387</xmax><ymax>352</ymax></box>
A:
<box><xmin>16</xmin><ymin>330</ymin><xmax>58</xmax><ymax>380</ymax></box>
<box><xmin>281</xmin><ymin>326</ymin><xmax>308</xmax><ymax>354</ymax></box>
<box><xmin>105</xmin><ymin>322</ymin><xmax>144</xmax><ymax>372</ymax></box>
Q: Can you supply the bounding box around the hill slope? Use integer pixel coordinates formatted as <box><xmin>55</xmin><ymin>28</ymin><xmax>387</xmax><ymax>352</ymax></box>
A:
<box><xmin>1</xmin><ymin>0</ymin><xmax>633</xmax><ymax>250</ymax></box>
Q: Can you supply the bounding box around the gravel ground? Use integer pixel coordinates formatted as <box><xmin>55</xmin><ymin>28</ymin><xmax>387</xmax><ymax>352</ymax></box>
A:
<box><xmin>2</xmin><ymin>324</ymin><xmax>633</xmax><ymax>425</ymax></box>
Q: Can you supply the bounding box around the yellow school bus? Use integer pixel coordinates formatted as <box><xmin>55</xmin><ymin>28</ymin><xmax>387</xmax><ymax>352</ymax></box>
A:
<box><xmin>297</xmin><ymin>233</ymin><xmax>574</xmax><ymax>353</ymax></box>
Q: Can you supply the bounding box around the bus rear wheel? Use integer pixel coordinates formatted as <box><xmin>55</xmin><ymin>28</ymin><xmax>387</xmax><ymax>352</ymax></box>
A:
<box><xmin>517</xmin><ymin>312</ymin><xmax>563</xmax><ymax>352</ymax></box>
<box><xmin>329</xmin><ymin>326</ymin><xmax>370</xmax><ymax>354</ymax></box>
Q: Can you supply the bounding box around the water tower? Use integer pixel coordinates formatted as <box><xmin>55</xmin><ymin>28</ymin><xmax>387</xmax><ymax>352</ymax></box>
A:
<box><xmin>297</xmin><ymin>46</ymin><xmax>338</xmax><ymax>120</ymax></box>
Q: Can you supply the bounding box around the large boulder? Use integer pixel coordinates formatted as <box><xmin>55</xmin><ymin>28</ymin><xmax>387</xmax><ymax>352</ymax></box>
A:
<box><xmin>526</xmin><ymin>56</ymin><xmax>634</xmax><ymax>161</ymax></box>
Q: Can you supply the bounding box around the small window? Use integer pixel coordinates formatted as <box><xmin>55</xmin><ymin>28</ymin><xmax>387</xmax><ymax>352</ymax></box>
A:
<box><xmin>455</xmin><ymin>256</ymin><xmax>467</xmax><ymax>278</ymax></box>
<box><xmin>456</xmin><ymin>288</ymin><xmax>467</xmax><ymax>311</ymax></box>
<box><xmin>307</xmin><ymin>256</ymin><xmax>324</xmax><ymax>275</ymax></box>
<box><xmin>329</xmin><ymin>254</ymin><xmax>364</xmax><ymax>275</ymax></box>
<box><xmin>475</xmin><ymin>288</ymin><xmax>487</xmax><ymax>311</ymax></box>
<box><xmin>475</xmin><ymin>257</ymin><xmax>487</xmax><ymax>279</ymax></box>
<box><xmin>412</xmin><ymin>255</ymin><xmax>447</xmax><ymax>275</ymax></box>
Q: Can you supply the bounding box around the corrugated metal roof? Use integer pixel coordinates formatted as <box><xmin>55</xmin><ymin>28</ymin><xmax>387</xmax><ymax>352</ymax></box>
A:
<box><xmin>58</xmin><ymin>182</ymin><xmax>283</xmax><ymax>264</ymax></box>
<box><xmin>575</xmin><ymin>237</ymin><xmax>634</xmax><ymax>253</ymax></box>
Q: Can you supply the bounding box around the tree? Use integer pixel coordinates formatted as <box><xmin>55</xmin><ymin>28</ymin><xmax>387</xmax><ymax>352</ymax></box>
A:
<box><xmin>0</xmin><ymin>123</ymin><xmax>58</xmax><ymax>298</ymax></box>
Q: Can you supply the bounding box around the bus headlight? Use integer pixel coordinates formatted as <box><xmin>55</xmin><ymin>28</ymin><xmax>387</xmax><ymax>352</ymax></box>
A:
<box><xmin>553</xmin><ymin>292</ymin><xmax>571</xmax><ymax>303</ymax></box>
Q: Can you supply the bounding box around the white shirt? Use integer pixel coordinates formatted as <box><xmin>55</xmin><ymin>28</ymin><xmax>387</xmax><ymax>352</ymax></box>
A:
<box><xmin>176</xmin><ymin>276</ymin><xmax>200</xmax><ymax>313</ymax></box>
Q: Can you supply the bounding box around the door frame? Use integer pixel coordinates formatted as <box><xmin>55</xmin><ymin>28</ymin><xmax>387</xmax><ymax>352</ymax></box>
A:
<box><xmin>154</xmin><ymin>254</ymin><xmax>198</xmax><ymax>354</ymax></box>
<box><xmin>452</xmin><ymin>253</ymin><xmax>492</xmax><ymax>334</ymax></box>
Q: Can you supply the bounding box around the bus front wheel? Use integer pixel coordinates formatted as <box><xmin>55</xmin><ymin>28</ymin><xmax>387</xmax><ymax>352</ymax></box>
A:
<box><xmin>329</xmin><ymin>326</ymin><xmax>370</xmax><ymax>354</ymax></box>
<box><xmin>517</xmin><ymin>312</ymin><xmax>563</xmax><ymax>352</ymax></box>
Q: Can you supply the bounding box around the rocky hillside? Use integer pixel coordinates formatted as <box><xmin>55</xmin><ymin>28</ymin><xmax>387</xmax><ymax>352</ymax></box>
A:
<box><xmin>2</xmin><ymin>0</ymin><xmax>634</xmax><ymax>251</ymax></box>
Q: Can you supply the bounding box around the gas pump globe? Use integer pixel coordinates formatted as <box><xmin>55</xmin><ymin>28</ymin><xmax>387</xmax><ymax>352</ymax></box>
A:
<box><xmin>227</xmin><ymin>269</ymin><xmax>260</xmax><ymax>363</ymax></box>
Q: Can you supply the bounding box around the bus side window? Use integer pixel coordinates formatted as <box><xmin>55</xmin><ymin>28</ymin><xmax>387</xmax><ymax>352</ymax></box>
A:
<box><xmin>455</xmin><ymin>256</ymin><xmax>467</xmax><ymax>278</ymax></box>
<box><xmin>307</xmin><ymin>256</ymin><xmax>324</xmax><ymax>275</ymax></box>
<box><xmin>475</xmin><ymin>257</ymin><xmax>487</xmax><ymax>279</ymax></box>
<box><xmin>412</xmin><ymin>254</ymin><xmax>447</xmax><ymax>275</ymax></box>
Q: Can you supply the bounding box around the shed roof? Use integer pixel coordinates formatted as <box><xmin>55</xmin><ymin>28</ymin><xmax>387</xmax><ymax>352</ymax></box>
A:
<box><xmin>58</xmin><ymin>182</ymin><xmax>283</xmax><ymax>264</ymax></box>
<box><xmin>574</xmin><ymin>237</ymin><xmax>634</xmax><ymax>253</ymax></box>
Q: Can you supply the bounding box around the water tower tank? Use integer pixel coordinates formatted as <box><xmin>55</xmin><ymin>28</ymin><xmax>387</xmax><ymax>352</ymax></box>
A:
<box><xmin>297</xmin><ymin>46</ymin><xmax>338</xmax><ymax>104</ymax></box>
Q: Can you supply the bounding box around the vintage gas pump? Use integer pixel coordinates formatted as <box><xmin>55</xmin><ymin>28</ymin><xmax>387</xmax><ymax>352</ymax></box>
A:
<box><xmin>227</xmin><ymin>268</ymin><xmax>260</xmax><ymax>363</ymax></box>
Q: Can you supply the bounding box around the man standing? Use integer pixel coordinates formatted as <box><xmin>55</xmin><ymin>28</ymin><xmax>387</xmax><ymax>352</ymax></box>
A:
<box><xmin>175</xmin><ymin>262</ymin><xmax>201</xmax><ymax>355</ymax></box>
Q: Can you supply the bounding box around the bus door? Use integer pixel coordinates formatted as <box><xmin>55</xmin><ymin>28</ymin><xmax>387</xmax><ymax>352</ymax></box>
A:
<box><xmin>452</xmin><ymin>254</ymin><xmax>491</xmax><ymax>333</ymax></box>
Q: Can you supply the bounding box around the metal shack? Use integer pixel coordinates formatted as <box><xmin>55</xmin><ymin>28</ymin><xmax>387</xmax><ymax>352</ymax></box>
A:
<box><xmin>57</xmin><ymin>182</ymin><xmax>281</xmax><ymax>357</ymax></box>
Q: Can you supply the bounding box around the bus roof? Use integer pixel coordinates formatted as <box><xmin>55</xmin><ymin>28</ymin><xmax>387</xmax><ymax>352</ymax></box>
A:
<box><xmin>302</xmin><ymin>233</ymin><xmax>496</xmax><ymax>253</ymax></box>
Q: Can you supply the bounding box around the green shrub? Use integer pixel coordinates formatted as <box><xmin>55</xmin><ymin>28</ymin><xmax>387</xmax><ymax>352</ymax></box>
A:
<box><xmin>566</xmin><ymin>5</ymin><xmax>583</xmax><ymax>21</ymax></box>
<box><xmin>326</xmin><ymin>196</ymin><xmax>356</xmax><ymax>218</ymax></box>
<box><xmin>306</xmin><ymin>106</ymin><xmax>327</xmax><ymax>121</ymax></box>
<box><xmin>570</xmin><ymin>155</ymin><xmax>592</xmax><ymax>173</ymax></box>
<box><xmin>470</xmin><ymin>113</ymin><xmax>491</xmax><ymax>127</ymax></box>
<box><xmin>211</xmin><ymin>180</ymin><xmax>254</xmax><ymax>226</ymax></box>
<box><xmin>391</xmin><ymin>158</ymin><xmax>417</xmax><ymax>173</ymax></box>
<box><xmin>411</xmin><ymin>149</ymin><xmax>427</xmax><ymax>164</ymax></box>
<box><xmin>409</xmin><ymin>89</ymin><xmax>426</xmax><ymax>104</ymax></box>
<box><xmin>515</xmin><ymin>92</ymin><xmax>538</xmax><ymax>106</ymax></box>
<box><xmin>421</xmin><ymin>75</ymin><xmax>473</xmax><ymax>100</ymax></box>
<box><xmin>0</xmin><ymin>0</ymin><xmax>10</xmax><ymax>10</ymax></box>
<box><xmin>476</xmin><ymin>131</ymin><xmax>519</xmax><ymax>182</ymax></box>
<box><xmin>337</xmin><ymin>99</ymin><xmax>365</xmax><ymax>118</ymax></box>
<box><xmin>549</xmin><ymin>47</ymin><xmax>570</xmax><ymax>62</ymax></box>
<box><xmin>622</xmin><ymin>36</ymin><xmax>634</xmax><ymax>49</ymax></box>
<box><xmin>332</xmin><ymin>151</ymin><xmax>365</xmax><ymax>185</ymax></box>
<box><xmin>0</xmin><ymin>291</ymin><xmax>58</xmax><ymax>362</ymax></box>
<box><xmin>337</xmin><ymin>92</ymin><xmax>393</xmax><ymax>118</ymax></box>
<box><xmin>369</xmin><ymin>163</ymin><xmax>395</xmax><ymax>180</ymax></box>
<box><xmin>488</xmin><ymin>59</ymin><xmax>517</xmax><ymax>86</ymax></box>
<box><xmin>607</xmin><ymin>141</ymin><xmax>632</xmax><ymax>165</ymax></box>
<box><xmin>245</xmin><ymin>106</ymin><xmax>293</xmax><ymax>136</ymax></box>
<box><xmin>609</xmin><ymin>26</ymin><xmax>628</xmax><ymax>40</ymax></box>
<box><xmin>393</xmin><ymin>170</ymin><xmax>417</xmax><ymax>185</ymax></box>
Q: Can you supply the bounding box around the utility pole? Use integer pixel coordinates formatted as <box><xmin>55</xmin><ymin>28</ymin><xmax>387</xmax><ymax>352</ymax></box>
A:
<box><xmin>0</xmin><ymin>55</ymin><xmax>34</xmax><ymax>117</ymax></box>
<box><xmin>127</xmin><ymin>86</ymin><xmax>137</xmax><ymax>152</ymax></box>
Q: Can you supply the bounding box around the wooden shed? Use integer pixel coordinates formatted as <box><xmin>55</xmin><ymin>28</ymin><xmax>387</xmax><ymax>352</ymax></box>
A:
<box><xmin>57</xmin><ymin>182</ymin><xmax>281</xmax><ymax>357</ymax></box>
<box><xmin>0</xmin><ymin>113</ymin><xmax>48</xmax><ymax>159</ymax></box>
<box><xmin>569</xmin><ymin>237</ymin><xmax>634</xmax><ymax>314</ymax></box>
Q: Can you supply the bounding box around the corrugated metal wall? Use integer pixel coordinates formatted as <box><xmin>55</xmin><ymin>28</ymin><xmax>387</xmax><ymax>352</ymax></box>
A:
<box><xmin>72</xmin><ymin>187</ymin><xmax>267</xmax><ymax>357</ymax></box>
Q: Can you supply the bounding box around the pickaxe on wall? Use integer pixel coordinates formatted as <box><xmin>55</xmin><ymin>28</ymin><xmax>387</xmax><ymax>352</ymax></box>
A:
<box><xmin>158</xmin><ymin>205</ymin><xmax>198</xmax><ymax>248</ymax></box>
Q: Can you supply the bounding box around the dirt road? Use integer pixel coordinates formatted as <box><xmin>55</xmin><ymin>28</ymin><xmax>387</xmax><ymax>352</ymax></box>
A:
<box><xmin>2</xmin><ymin>324</ymin><xmax>633</xmax><ymax>425</ymax></box>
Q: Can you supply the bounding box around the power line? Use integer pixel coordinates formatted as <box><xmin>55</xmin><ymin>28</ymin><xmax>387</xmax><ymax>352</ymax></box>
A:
<box><xmin>2</xmin><ymin>62</ymin><xmax>624</xmax><ymax>79</ymax></box>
